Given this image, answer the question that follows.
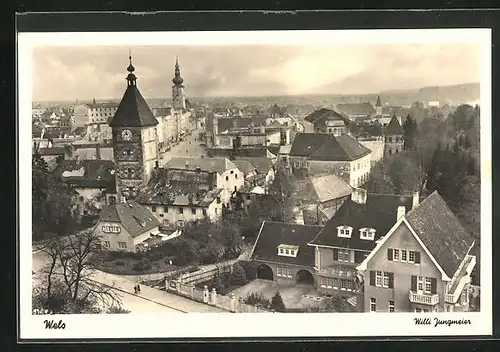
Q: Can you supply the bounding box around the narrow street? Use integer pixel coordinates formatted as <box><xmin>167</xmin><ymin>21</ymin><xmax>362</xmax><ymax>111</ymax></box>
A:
<box><xmin>160</xmin><ymin>131</ymin><xmax>207</xmax><ymax>166</ymax></box>
<box><xmin>32</xmin><ymin>250</ymin><xmax>226</xmax><ymax>313</ymax></box>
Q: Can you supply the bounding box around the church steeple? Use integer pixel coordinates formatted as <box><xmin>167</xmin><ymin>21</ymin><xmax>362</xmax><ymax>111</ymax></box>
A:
<box><xmin>376</xmin><ymin>95</ymin><xmax>381</xmax><ymax>107</ymax></box>
<box><xmin>126</xmin><ymin>51</ymin><xmax>137</xmax><ymax>87</ymax></box>
<box><xmin>172</xmin><ymin>56</ymin><xmax>184</xmax><ymax>85</ymax></box>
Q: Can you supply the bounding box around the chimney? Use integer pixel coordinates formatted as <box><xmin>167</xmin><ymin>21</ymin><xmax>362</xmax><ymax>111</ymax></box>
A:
<box><xmin>397</xmin><ymin>206</ymin><xmax>406</xmax><ymax>221</ymax></box>
<box><xmin>95</xmin><ymin>144</ymin><xmax>101</xmax><ymax>160</ymax></box>
<box><xmin>351</xmin><ymin>188</ymin><xmax>367</xmax><ymax>204</ymax></box>
<box><xmin>412</xmin><ymin>191</ymin><xmax>420</xmax><ymax>209</ymax></box>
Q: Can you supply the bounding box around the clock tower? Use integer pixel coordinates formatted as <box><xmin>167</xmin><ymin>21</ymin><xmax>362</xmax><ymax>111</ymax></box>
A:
<box><xmin>109</xmin><ymin>54</ymin><xmax>159</xmax><ymax>202</ymax></box>
<box><xmin>172</xmin><ymin>56</ymin><xmax>186</xmax><ymax>111</ymax></box>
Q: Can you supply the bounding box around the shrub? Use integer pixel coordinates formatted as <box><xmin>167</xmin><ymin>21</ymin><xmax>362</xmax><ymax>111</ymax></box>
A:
<box><xmin>147</xmin><ymin>251</ymin><xmax>164</xmax><ymax>262</ymax></box>
<box><xmin>132</xmin><ymin>259</ymin><xmax>152</xmax><ymax>272</ymax></box>
<box><xmin>107</xmin><ymin>306</ymin><xmax>131</xmax><ymax>314</ymax></box>
<box><xmin>270</xmin><ymin>291</ymin><xmax>286</xmax><ymax>312</ymax></box>
<box><xmin>244</xmin><ymin>292</ymin><xmax>269</xmax><ymax>308</ymax></box>
<box><xmin>230</xmin><ymin>263</ymin><xmax>247</xmax><ymax>286</ymax></box>
<box><xmin>115</xmin><ymin>260</ymin><xmax>125</xmax><ymax>266</ymax></box>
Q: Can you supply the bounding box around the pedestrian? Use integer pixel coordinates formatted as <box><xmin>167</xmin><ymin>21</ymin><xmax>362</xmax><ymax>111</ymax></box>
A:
<box><xmin>137</xmin><ymin>284</ymin><xmax>141</xmax><ymax>293</ymax></box>
<box><xmin>134</xmin><ymin>285</ymin><xmax>137</xmax><ymax>294</ymax></box>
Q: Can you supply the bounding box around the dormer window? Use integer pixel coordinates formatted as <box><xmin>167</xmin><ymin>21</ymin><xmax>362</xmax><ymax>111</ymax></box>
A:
<box><xmin>278</xmin><ymin>244</ymin><xmax>299</xmax><ymax>258</ymax></box>
<box><xmin>337</xmin><ymin>226</ymin><xmax>353</xmax><ymax>238</ymax></box>
<box><xmin>360</xmin><ymin>228</ymin><xmax>376</xmax><ymax>240</ymax></box>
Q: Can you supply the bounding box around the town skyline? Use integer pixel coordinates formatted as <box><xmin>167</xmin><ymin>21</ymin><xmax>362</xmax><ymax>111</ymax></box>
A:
<box><xmin>33</xmin><ymin>43</ymin><xmax>480</xmax><ymax>102</ymax></box>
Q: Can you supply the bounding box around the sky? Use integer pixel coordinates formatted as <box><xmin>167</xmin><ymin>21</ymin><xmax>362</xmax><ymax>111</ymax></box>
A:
<box><xmin>32</xmin><ymin>43</ymin><xmax>481</xmax><ymax>102</ymax></box>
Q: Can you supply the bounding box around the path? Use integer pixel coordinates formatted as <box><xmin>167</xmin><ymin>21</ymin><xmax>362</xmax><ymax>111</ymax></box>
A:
<box><xmin>160</xmin><ymin>132</ymin><xmax>207</xmax><ymax>166</ymax></box>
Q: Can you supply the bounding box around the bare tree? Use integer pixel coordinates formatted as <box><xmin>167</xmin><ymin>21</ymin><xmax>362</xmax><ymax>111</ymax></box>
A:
<box><xmin>34</xmin><ymin>229</ymin><xmax>122</xmax><ymax>314</ymax></box>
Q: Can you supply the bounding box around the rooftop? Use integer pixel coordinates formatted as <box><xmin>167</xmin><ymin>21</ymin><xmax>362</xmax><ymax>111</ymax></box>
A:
<box><xmin>304</xmin><ymin>108</ymin><xmax>344</xmax><ymax>124</ymax></box>
<box><xmin>289</xmin><ymin>133</ymin><xmax>371</xmax><ymax>161</ymax></box>
<box><xmin>53</xmin><ymin>159</ymin><xmax>116</xmax><ymax>190</ymax></box>
<box><xmin>385</xmin><ymin>115</ymin><xmax>404</xmax><ymax>135</ymax></box>
<box><xmin>136</xmin><ymin>183</ymin><xmax>223</xmax><ymax>207</ymax></box>
<box><xmin>251</xmin><ymin>221</ymin><xmax>323</xmax><ymax>267</ymax></box>
<box><xmin>109</xmin><ymin>84</ymin><xmax>158</xmax><ymax>127</ymax></box>
<box><xmin>98</xmin><ymin>200</ymin><xmax>160</xmax><ymax>238</ymax></box>
<box><xmin>164</xmin><ymin>157</ymin><xmax>238</xmax><ymax>174</ymax></box>
<box><xmin>336</xmin><ymin>102</ymin><xmax>376</xmax><ymax>117</ymax></box>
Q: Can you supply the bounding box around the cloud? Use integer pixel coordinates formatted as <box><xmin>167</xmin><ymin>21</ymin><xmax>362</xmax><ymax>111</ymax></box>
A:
<box><xmin>32</xmin><ymin>43</ymin><xmax>481</xmax><ymax>101</ymax></box>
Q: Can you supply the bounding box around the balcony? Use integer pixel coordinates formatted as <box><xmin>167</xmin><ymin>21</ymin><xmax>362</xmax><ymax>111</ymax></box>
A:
<box><xmin>445</xmin><ymin>254</ymin><xmax>476</xmax><ymax>304</ymax></box>
<box><xmin>409</xmin><ymin>291</ymin><xmax>440</xmax><ymax>305</ymax></box>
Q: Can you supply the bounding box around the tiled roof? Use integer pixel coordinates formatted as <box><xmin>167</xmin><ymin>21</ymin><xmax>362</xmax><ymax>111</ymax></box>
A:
<box><xmin>136</xmin><ymin>183</ymin><xmax>223</xmax><ymax>207</ymax></box>
<box><xmin>289</xmin><ymin>133</ymin><xmax>371</xmax><ymax>161</ymax></box>
<box><xmin>165</xmin><ymin>157</ymin><xmax>237</xmax><ymax>174</ymax></box>
<box><xmin>231</xmin><ymin>159</ymin><xmax>256</xmax><ymax>175</ymax></box>
<box><xmin>234</xmin><ymin>156</ymin><xmax>273</xmax><ymax>175</ymax></box>
<box><xmin>109</xmin><ymin>85</ymin><xmax>158</xmax><ymax>127</ymax></box>
<box><xmin>405</xmin><ymin>191</ymin><xmax>475</xmax><ymax>278</ymax></box>
<box><xmin>336</xmin><ymin>103</ymin><xmax>376</xmax><ymax>117</ymax></box>
<box><xmin>309</xmin><ymin>193</ymin><xmax>414</xmax><ymax>251</ymax></box>
<box><xmin>304</xmin><ymin>108</ymin><xmax>344</xmax><ymax>124</ymax></box>
<box><xmin>85</xmin><ymin>102</ymin><xmax>119</xmax><ymax>110</ymax></box>
<box><xmin>38</xmin><ymin>147</ymin><xmax>66</xmax><ymax>156</ymax></box>
<box><xmin>310</xmin><ymin>174</ymin><xmax>352</xmax><ymax>203</ymax></box>
<box><xmin>385</xmin><ymin>115</ymin><xmax>403</xmax><ymax>135</ymax></box>
<box><xmin>53</xmin><ymin>159</ymin><xmax>116</xmax><ymax>190</ymax></box>
<box><xmin>251</xmin><ymin>221</ymin><xmax>323</xmax><ymax>267</ymax></box>
<box><xmin>98</xmin><ymin>200</ymin><xmax>160</xmax><ymax>238</ymax></box>
<box><xmin>72</xmin><ymin>147</ymin><xmax>114</xmax><ymax>161</ymax></box>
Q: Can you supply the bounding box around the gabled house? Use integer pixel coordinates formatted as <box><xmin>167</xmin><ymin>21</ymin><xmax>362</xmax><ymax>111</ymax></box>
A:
<box><xmin>251</xmin><ymin>221</ymin><xmax>323</xmax><ymax>285</ymax></box>
<box><xmin>306</xmin><ymin>189</ymin><xmax>417</xmax><ymax>310</ymax></box>
<box><xmin>163</xmin><ymin>156</ymin><xmax>244</xmax><ymax>206</ymax></box>
<box><xmin>357</xmin><ymin>191</ymin><xmax>476</xmax><ymax>313</ymax></box>
<box><xmin>94</xmin><ymin>200</ymin><xmax>161</xmax><ymax>252</ymax></box>
<box><xmin>289</xmin><ymin>133</ymin><xmax>372</xmax><ymax>187</ymax></box>
<box><xmin>291</xmin><ymin>174</ymin><xmax>352</xmax><ymax>225</ymax></box>
<box><xmin>303</xmin><ymin>108</ymin><xmax>347</xmax><ymax>135</ymax></box>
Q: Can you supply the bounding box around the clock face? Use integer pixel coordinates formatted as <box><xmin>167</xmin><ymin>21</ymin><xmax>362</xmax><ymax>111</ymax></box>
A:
<box><xmin>121</xmin><ymin>129</ymin><xmax>132</xmax><ymax>141</ymax></box>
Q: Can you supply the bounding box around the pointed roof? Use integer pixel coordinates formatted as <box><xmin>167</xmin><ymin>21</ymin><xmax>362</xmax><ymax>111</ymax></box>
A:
<box><xmin>109</xmin><ymin>55</ymin><xmax>158</xmax><ymax>128</ymax></box>
<box><xmin>385</xmin><ymin>114</ymin><xmax>403</xmax><ymax>135</ymax></box>
<box><xmin>376</xmin><ymin>95</ymin><xmax>381</xmax><ymax>107</ymax></box>
<box><xmin>405</xmin><ymin>191</ymin><xmax>475</xmax><ymax>278</ymax></box>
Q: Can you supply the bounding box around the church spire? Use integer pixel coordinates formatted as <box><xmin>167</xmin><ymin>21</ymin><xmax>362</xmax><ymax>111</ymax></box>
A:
<box><xmin>126</xmin><ymin>50</ymin><xmax>137</xmax><ymax>87</ymax></box>
<box><xmin>376</xmin><ymin>95</ymin><xmax>381</xmax><ymax>107</ymax></box>
<box><xmin>172</xmin><ymin>56</ymin><xmax>184</xmax><ymax>85</ymax></box>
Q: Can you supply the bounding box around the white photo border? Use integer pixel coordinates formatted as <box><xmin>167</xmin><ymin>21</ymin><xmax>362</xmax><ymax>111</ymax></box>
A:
<box><xmin>18</xmin><ymin>28</ymin><xmax>492</xmax><ymax>339</ymax></box>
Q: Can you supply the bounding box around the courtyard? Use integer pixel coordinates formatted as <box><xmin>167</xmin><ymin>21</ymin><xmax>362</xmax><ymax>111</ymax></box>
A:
<box><xmin>229</xmin><ymin>278</ymin><xmax>326</xmax><ymax>310</ymax></box>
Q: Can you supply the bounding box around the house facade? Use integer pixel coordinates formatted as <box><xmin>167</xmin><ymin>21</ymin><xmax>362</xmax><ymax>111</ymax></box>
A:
<box><xmin>385</xmin><ymin>115</ymin><xmax>404</xmax><ymax>156</ymax></box>
<box><xmin>303</xmin><ymin>108</ymin><xmax>347</xmax><ymax>135</ymax></box>
<box><xmin>94</xmin><ymin>200</ymin><xmax>161</xmax><ymax>252</ymax></box>
<box><xmin>289</xmin><ymin>133</ymin><xmax>372</xmax><ymax>188</ymax></box>
<box><xmin>357</xmin><ymin>191</ymin><xmax>476</xmax><ymax>313</ymax></box>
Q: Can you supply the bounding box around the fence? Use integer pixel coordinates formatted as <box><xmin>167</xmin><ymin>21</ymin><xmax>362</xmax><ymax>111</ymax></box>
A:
<box><xmin>177</xmin><ymin>259</ymin><xmax>240</xmax><ymax>286</ymax></box>
<box><xmin>166</xmin><ymin>278</ymin><xmax>271</xmax><ymax>313</ymax></box>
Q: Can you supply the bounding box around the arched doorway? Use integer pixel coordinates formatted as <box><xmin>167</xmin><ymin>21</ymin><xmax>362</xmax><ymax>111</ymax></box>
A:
<box><xmin>257</xmin><ymin>264</ymin><xmax>274</xmax><ymax>281</ymax></box>
<box><xmin>296</xmin><ymin>269</ymin><xmax>314</xmax><ymax>285</ymax></box>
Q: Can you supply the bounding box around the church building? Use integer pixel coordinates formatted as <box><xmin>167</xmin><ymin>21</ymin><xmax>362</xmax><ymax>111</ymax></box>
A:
<box><xmin>109</xmin><ymin>55</ymin><xmax>160</xmax><ymax>202</ymax></box>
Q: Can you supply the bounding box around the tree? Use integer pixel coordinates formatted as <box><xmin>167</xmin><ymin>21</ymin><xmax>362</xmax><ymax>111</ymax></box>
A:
<box><xmin>365</xmin><ymin>162</ymin><xmax>396</xmax><ymax>194</ymax></box>
<box><xmin>230</xmin><ymin>263</ymin><xmax>247</xmax><ymax>286</ymax></box>
<box><xmin>386</xmin><ymin>152</ymin><xmax>423</xmax><ymax>194</ymax></box>
<box><xmin>402</xmin><ymin>114</ymin><xmax>418</xmax><ymax>150</ymax></box>
<box><xmin>33</xmin><ymin>230</ymin><xmax>122</xmax><ymax>314</ymax></box>
<box><xmin>270</xmin><ymin>291</ymin><xmax>286</xmax><ymax>312</ymax></box>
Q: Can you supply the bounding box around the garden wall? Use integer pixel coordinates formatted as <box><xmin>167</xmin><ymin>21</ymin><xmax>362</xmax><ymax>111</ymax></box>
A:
<box><xmin>166</xmin><ymin>278</ymin><xmax>270</xmax><ymax>313</ymax></box>
<box><xmin>177</xmin><ymin>259</ymin><xmax>240</xmax><ymax>286</ymax></box>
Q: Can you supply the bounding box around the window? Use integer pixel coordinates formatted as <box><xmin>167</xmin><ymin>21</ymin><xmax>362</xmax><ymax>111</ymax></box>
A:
<box><xmin>415</xmin><ymin>308</ymin><xmax>422</xmax><ymax>313</ymax></box>
<box><xmin>401</xmin><ymin>249</ymin><xmax>408</xmax><ymax>262</ymax></box>
<box><xmin>118</xmin><ymin>242</ymin><xmax>127</xmax><ymax>249</ymax></box>
<box><xmin>104</xmin><ymin>241</ymin><xmax>110</xmax><ymax>248</ymax></box>
<box><xmin>423</xmin><ymin>309</ymin><xmax>429</xmax><ymax>313</ymax></box>
<box><xmin>393</xmin><ymin>249</ymin><xmax>400</xmax><ymax>261</ymax></box>
<box><xmin>389</xmin><ymin>300</ymin><xmax>395</xmax><ymax>312</ymax></box>
<box><xmin>279</xmin><ymin>248</ymin><xmax>284</xmax><ymax>254</ymax></box>
<box><xmin>216</xmin><ymin>197</ymin><xmax>221</xmax><ymax>204</ymax></box>
<box><xmin>285</xmin><ymin>249</ymin><xmax>290</xmax><ymax>255</ymax></box>
<box><xmin>191</xmin><ymin>208</ymin><xmax>196</xmax><ymax>215</ymax></box>
<box><xmin>370</xmin><ymin>298</ymin><xmax>376</xmax><ymax>312</ymax></box>
<box><xmin>383</xmin><ymin>272</ymin><xmax>390</xmax><ymax>288</ymax></box>
<box><xmin>461</xmin><ymin>288</ymin><xmax>469</xmax><ymax>305</ymax></box>
<box><xmin>375</xmin><ymin>271</ymin><xmax>382</xmax><ymax>287</ymax></box>
<box><xmin>338</xmin><ymin>249</ymin><xmax>352</xmax><ymax>263</ymax></box>
<box><xmin>165</xmin><ymin>207</ymin><xmax>168</xmax><ymax>213</ymax></box>
<box><xmin>226</xmin><ymin>176</ymin><xmax>229</xmax><ymax>181</ymax></box>
<box><xmin>409</xmin><ymin>250</ymin><xmax>416</xmax><ymax>263</ymax></box>
<box><xmin>235</xmin><ymin>173</ymin><xmax>238</xmax><ymax>179</ymax></box>
<box><xmin>277</xmin><ymin>266</ymin><xmax>292</xmax><ymax>278</ymax></box>
<box><xmin>337</xmin><ymin>226</ymin><xmax>352</xmax><ymax>238</ymax></box>
<box><xmin>425</xmin><ymin>278</ymin><xmax>432</xmax><ymax>293</ymax></box>
<box><xmin>178</xmin><ymin>220</ymin><xmax>185</xmax><ymax>227</ymax></box>
<box><xmin>360</xmin><ymin>228</ymin><xmax>375</xmax><ymax>240</ymax></box>
<box><xmin>417</xmin><ymin>276</ymin><xmax>424</xmax><ymax>291</ymax></box>
<box><xmin>151</xmin><ymin>206</ymin><xmax>157</xmax><ymax>212</ymax></box>
<box><xmin>202</xmin><ymin>209</ymin><xmax>207</xmax><ymax>216</ymax></box>
<box><xmin>230</xmin><ymin>170</ymin><xmax>234</xmax><ymax>174</ymax></box>
<box><xmin>178</xmin><ymin>207</ymin><xmax>184</xmax><ymax>214</ymax></box>
<box><xmin>102</xmin><ymin>225</ymin><xmax>121</xmax><ymax>234</ymax></box>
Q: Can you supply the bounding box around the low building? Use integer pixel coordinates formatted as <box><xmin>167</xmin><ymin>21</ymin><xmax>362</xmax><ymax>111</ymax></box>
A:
<box><xmin>53</xmin><ymin>159</ymin><xmax>117</xmax><ymax>217</ymax></box>
<box><xmin>357</xmin><ymin>191</ymin><xmax>476</xmax><ymax>313</ymax></box>
<box><xmin>94</xmin><ymin>200</ymin><xmax>161</xmax><ymax>252</ymax></box>
<box><xmin>289</xmin><ymin>133</ymin><xmax>372</xmax><ymax>187</ymax></box>
<box><xmin>303</xmin><ymin>108</ymin><xmax>347</xmax><ymax>135</ymax></box>
<box><xmin>136</xmin><ymin>183</ymin><xmax>224</xmax><ymax>228</ymax></box>
<box><xmin>291</xmin><ymin>174</ymin><xmax>352</xmax><ymax>225</ymax></box>
<box><xmin>251</xmin><ymin>221</ymin><xmax>323</xmax><ymax>286</ymax></box>
<box><xmin>163</xmin><ymin>156</ymin><xmax>244</xmax><ymax>206</ymax></box>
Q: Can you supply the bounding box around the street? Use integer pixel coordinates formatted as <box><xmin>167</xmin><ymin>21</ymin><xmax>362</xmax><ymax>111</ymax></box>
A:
<box><xmin>160</xmin><ymin>131</ymin><xmax>207</xmax><ymax>166</ymax></box>
<box><xmin>32</xmin><ymin>249</ymin><xmax>226</xmax><ymax>313</ymax></box>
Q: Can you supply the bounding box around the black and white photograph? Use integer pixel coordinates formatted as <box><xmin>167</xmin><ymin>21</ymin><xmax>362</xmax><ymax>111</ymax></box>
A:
<box><xmin>19</xmin><ymin>29</ymin><xmax>492</xmax><ymax>339</ymax></box>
